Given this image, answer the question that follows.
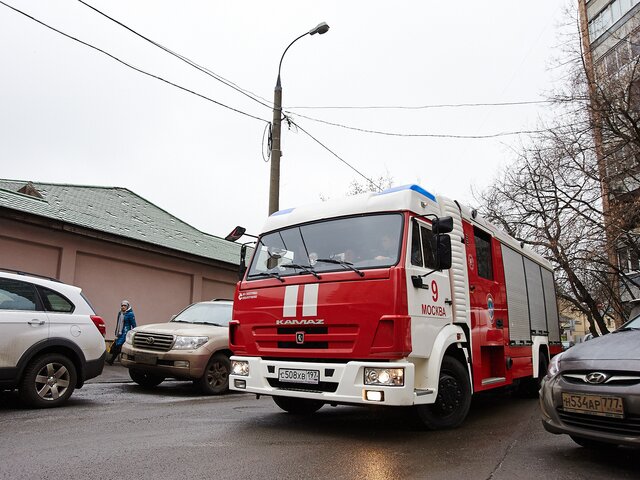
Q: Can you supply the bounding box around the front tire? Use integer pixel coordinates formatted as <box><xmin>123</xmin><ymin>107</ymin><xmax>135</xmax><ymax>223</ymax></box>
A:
<box><xmin>19</xmin><ymin>353</ymin><xmax>77</xmax><ymax>408</ymax></box>
<box><xmin>273</xmin><ymin>396</ymin><xmax>324</xmax><ymax>414</ymax></box>
<box><xmin>415</xmin><ymin>356</ymin><xmax>471</xmax><ymax>430</ymax></box>
<box><xmin>196</xmin><ymin>353</ymin><xmax>230</xmax><ymax>395</ymax></box>
<box><xmin>128</xmin><ymin>369</ymin><xmax>164</xmax><ymax>388</ymax></box>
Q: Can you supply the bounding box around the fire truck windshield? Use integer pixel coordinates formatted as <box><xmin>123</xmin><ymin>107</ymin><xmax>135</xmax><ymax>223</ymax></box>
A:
<box><xmin>247</xmin><ymin>213</ymin><xmax>404</xmax><ymax>279</ymax></box>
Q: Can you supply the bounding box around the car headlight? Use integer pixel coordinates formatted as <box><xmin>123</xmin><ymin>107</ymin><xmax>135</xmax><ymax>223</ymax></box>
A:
<box><xmin>364</xmin><ymin>367</ymin><xmax>404</xmax><ymax>386</ymax></box>
<box><xmin>231</xmin><ymin>360</ymin><xmax>249</xmax><ymax>376</ymax></box>
<box><xmin>547</xmin><ymin>352</ymin><xmax>563</xmax><ymax>377</ymax></box>
<box><xmin>173</xmin><ymin>336</ymin><xmax>208</xmax><ymax>350</ymax></box>
<box><xmin>125</xmin><ymin>330</ymin><xmax>135</xmax><ymax>344</ymax></box>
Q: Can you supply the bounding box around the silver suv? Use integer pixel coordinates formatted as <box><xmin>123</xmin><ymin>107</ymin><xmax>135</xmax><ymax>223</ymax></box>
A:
<box><xmin>0</xmin><ymin>270</ymin><xmax>107</xmax><ymax>408</ymax></box>
<box><xmin>120</xmin><ymin>299</ymin><xmax>232</xmax><ymax>394</ymax></box>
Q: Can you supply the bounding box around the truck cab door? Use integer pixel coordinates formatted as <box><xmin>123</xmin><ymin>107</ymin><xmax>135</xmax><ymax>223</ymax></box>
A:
<box><xmin>406</xmin><ymin>218</ymin><xmax>452</xmax><ymax>358</ymax></box>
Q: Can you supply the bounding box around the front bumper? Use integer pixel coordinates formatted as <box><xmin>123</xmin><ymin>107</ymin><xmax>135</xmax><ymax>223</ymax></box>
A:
<box><xmin>229</xmin><ymin>356</ymin><xmax>427</xmax><ymax>406</ymax></box>
<box><xmin>120</xmin><ymin>345</ymin><xmax>210</xmax><ymax>380</ymax></box>
<box><xmin>539</xmin><ymin>374</ymin><xmax>640</xmax><ymax>447</ymax></box>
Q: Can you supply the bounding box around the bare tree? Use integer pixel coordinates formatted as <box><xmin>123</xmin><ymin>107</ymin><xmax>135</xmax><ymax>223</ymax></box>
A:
<box><xmin>479</xmin><ymin>14</ymin><xmax>640</xmax><ymax>335</ymax></box>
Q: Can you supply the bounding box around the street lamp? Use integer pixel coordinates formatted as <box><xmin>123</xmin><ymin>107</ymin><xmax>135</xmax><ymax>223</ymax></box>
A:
<box><xmin>269</xmin><ymin>22</ymin><xmax>330</xmax><ymax>215</ymax></box>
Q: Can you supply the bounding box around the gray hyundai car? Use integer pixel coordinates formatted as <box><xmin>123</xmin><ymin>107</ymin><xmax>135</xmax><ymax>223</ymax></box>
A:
<box><xmin>540</xmin><ymin>314</ymin><xmax>640</xmax><ymax>449</ymax></box>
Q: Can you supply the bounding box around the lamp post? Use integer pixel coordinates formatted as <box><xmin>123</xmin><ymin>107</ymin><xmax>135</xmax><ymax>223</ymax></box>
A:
<box><xmin>269</xmin><ymin>22</ymin><xmax>330</xmax><ymax>215</ymax></box>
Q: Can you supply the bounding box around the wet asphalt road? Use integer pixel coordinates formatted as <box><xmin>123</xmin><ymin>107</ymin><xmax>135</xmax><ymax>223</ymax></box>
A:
<box><xmin>0</xmin><ymin>366</ymin><xmax>637</xmax><ymax>480</ymax></box>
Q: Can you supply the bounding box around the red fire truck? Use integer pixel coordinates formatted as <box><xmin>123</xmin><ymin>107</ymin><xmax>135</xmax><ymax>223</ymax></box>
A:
<box><xmin>228</xmin><ymin>184</ymin><xmax>562</xmax><ymax>429</ymax></box>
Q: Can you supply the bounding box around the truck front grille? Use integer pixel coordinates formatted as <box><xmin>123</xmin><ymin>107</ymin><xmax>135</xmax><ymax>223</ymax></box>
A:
<box><xmin>133</xmin><ymin>332</ymin><xmax>174</xmax><ymax>352</ymax></box>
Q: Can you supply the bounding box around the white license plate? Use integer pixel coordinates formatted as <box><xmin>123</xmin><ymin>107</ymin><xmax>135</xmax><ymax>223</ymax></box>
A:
<box><xmin>278</xmin><ymin>368</ymin><xmax>320</xmax><ymax>384</ymax></box>
<box><xmin>562</xmin><ymin>392</ymin><xmax>624</xmax><ymax>418</ymax></box>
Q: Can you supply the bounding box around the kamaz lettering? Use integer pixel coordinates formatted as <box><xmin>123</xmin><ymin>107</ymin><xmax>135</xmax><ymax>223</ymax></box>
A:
<box><xmin>275</xmin><ymin>319</ymin><xmax>325</xmax><ymax>326</ymax></box>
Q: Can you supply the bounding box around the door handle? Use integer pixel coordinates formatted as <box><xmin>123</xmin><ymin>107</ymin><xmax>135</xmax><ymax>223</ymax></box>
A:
<box><xmin>28</xmin><ymin>319</ymin><xmax>46</xmax><ymax>326</ymax></box>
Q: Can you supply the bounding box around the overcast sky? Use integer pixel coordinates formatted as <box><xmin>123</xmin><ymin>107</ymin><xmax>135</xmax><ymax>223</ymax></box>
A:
<box><xmin>0</xmin><ymin>0</ymin><xmax>574</xmax><ymax>239</ymax></box>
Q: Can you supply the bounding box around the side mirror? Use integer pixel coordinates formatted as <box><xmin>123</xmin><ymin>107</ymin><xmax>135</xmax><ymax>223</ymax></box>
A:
<box><xmin>225</xmin><ymin>226</ymin><xmax>246</xmax><ymax>242</ymax></box>
<box><xmin>436</xmin><ymin>234</ymin><xmax>452</xmax><ymax>270</ymax></box>
<box><xmin>433</xmin><ymin>216</ymin><xmax>453</xmax><ymax>234</ymax></box>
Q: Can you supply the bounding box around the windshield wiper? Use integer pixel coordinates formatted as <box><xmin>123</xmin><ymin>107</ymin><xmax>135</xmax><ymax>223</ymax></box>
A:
<box><xmin>247</xmin><ymin>271</ymin><xmax>285</xmax><ymax>282</ymax></box>
<box><xmin>280</xmin><ymin>263</ymin><xmax>322</xmax><ymax>279</ymax></box>
<box><xmin>315</xmin><ymin>258</ymin><xmax>364</xmax><ymax>277</ymax></box>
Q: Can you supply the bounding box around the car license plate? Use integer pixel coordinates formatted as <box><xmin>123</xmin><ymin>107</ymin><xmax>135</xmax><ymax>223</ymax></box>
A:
<box><xmin>135</xmin><ymin>353</ymin><xmax>157</xmax><ymax>366</ymax></box>
<box><xmin>278</xmin><ymin>368</ymin><xmax>320</xmax><ymax>385</ymax></box>
<box><xmin>562</xmin><ymin>392</ymin><xmax>624</xmax><ymax>418</ymax></box>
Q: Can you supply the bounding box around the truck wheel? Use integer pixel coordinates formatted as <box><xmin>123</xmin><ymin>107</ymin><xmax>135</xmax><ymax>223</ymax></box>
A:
<box><xmin>129</xmin><ymin>369</ymin><xmax>164</xmax><ymax>388</ymax></box>
<box><xmin>19</xmin><ymin>353</ymin><xmax>77</xmax><ymax>408</ymax></box>
<box><xmin>197</xmin><ymin>353</ymin><xmax>230</xmax><ymax>395</ymax></box>
<box><xmin>415</xmin><ymin>356</ymin><xmax>471</xmax><ymax>430</ymax></box>
<box><xmin>273</xmin><ymin>396</ymin><xmax>324</xmax><ymax>414</ymax></box>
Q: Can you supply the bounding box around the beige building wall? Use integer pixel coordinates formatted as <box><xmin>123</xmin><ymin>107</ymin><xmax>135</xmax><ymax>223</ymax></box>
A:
<box><xmin>0</xmin><ymin>217</ymin><xmax>238</xmax><ymax>340</ymax></box>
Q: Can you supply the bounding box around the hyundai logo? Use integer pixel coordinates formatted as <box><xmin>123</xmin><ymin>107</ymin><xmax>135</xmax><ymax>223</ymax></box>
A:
<box><xmin>295</xmin><ymin>332</ymin><xmax>305</xmax><ymax>345</ymax></box>
<box><xmin>145</xmin><ymin>337</ymin><xmax>155</xmax><ymax>345</ymax></box>
<box><xmin>585</xmin><ymin>372</ymin><xmax>607</xmax><ymax>384</ymax></box>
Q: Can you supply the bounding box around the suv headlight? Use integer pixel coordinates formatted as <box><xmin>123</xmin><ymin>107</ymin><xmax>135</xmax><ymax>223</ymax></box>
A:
<box><xmin>125</xmin><ymin>330</ymin><xmax>135</xmax><ymax>344</ymax></box>
<box><xmin>173</xmin><ymin>336</ymin><xmax>208</xmax><ymax>350</ymax></box>
<box><xmin>364</xmin><ymin>367</ymin><xmax>404</xmax><ymax>386</ymax></box>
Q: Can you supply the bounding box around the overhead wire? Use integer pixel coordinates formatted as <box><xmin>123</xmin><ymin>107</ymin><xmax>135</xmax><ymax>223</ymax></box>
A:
<box><xmin>76</xmin><ymin>0</ymin><xmax>274</xmax><ymax>111</ymax></box>
<box><xmin>287</xmin><ymin>119</ymin><xmax>383</xmax><ymax>190</ymax></box>
<box><xmin>285</xmin><ymin>111</ymin><xmax>548</xmax><ymax>139</ymax></box>
<box><xmin>0</xmin><ymin>0</ymin><xmax>269</xmax><ymax>124</ymax></box>
<box><xmin>287</xmin><ymin>100</ymin><xmax>553</xmax><ymax>110</ymax></box>
<box><xmin>2</xmin><ymin>0</ymin><xmax>556</xmax><ymax>186</ymax></box>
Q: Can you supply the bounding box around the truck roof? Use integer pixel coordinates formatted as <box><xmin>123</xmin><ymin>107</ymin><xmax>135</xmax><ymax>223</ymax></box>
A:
<box><xmin>262</xmin><ymin>184</ymin><xmax>551</xmax><ymax>269</ymax></box>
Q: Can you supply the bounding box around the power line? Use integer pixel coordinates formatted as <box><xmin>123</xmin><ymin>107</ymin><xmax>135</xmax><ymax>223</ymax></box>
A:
<box><xmin>286</xmin><ymin>111</ymin><xmax>547</xmax><ymax>139</ymax></box>
<box><xmin>287</xmin><ymin>100</ymin><xmax>553</xmax><ymax>110</ymax></box>
<box><xmin>0</xmin><ymin>0</ymin><xmax>269</xmax><ymax>124</ymax></box>
<box><xmin>288</xmin><ymin>119</ymin><xmax>382</xmax><ymax>190</ymax></box>
<box><xmin>76</xmin><ymin>0</ymin><xmax>273</xmax><ymax>111</ymax></box>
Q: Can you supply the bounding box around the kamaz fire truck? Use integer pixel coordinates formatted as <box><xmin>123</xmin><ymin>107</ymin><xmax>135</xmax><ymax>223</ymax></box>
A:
<box><xmin>228</xmin><ymin>184</ymin><xmax>562</xmax><ymax>429</ymax></box>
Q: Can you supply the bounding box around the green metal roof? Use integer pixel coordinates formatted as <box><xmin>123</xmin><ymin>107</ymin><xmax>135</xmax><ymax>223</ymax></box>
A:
<box><xmin>0</xmin><ymin>180</ymin><xmax>240</xmax><ymax>265</ymax></box>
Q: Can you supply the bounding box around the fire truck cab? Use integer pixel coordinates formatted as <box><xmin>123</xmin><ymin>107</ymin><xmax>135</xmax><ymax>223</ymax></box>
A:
<box><xmin>229</xmin><ymin>184</ymin><xmax>562</xmax><ymax>429</ymax></box>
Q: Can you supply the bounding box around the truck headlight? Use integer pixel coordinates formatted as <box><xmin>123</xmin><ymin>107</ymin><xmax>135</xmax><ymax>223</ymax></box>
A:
<box><xmin>231</xmin><ymin>360</ymin><xmax>249</xmax><ymax>376</ymax></box>
<box><xmin>173</xmin><ymin>336</ymin><xmax>208</xmax><ymax>350</ymax></box>
<box><xmin>364</xmin><ymin>367</ymin><xmax>404</xmax><ymax>386</ymax></box>
<box><xmin>125</xmin><ymin>330</ymin><xmax>135</xmax><ymax>344</ymax></box>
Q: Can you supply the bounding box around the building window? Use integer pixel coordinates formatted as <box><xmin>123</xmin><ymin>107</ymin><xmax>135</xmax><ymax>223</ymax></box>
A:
<box><xmin>589</xmin><ymin>0</ymin><xmax>640</xmax><ymax>42</ymax></box>
<box><xmin>619</xmin><ymin>245</ymin><xmax>640</xmax><ymax>272</ymax></box>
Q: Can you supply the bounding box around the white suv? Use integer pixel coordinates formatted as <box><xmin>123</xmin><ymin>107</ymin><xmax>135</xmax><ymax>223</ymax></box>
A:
<box><xmin>0</xmin><ymin>270</ymin><xmax>107</xmax><ymax>408</ymax></box>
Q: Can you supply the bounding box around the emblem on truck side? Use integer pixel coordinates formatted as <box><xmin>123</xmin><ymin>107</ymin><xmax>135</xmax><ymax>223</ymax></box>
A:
<box><xmin>276</xmin><ymin>319</ymin><xmax>325</xmax><ymax>325</ymax></box>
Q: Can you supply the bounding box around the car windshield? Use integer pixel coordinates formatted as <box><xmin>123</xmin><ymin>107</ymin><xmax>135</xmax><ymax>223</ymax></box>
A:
<box><xmin>247</xmin><ymin>213</ymin><xmax>404</xmax><ymax>279</ymax></box>
<box><xmin>171</xmin><ymin>302</ymin><xmax>232</xmax><ymax>326</ymax></box>
<box><xmin>617</xmin><ymin>313</ymin><xmax>640</xmax><ymax>331</ymax></box>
